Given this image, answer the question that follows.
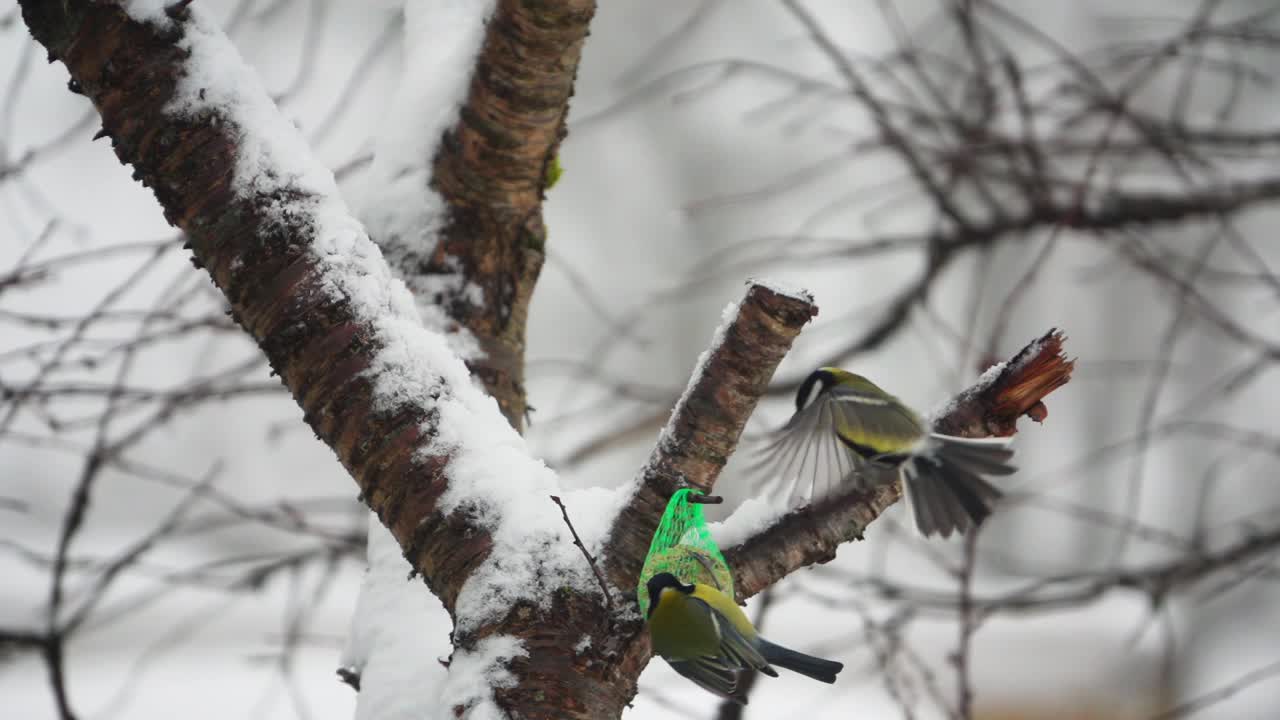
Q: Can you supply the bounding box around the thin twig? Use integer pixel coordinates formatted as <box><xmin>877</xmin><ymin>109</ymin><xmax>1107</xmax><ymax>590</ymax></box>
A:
<box><xmin>1150</xmin><ymin>658</ymin><xmax>1280</xmax><ymax>720</ymax></box>
<box><xmin>952</xmin><ymin>532</ymin><xmax>979</xmax><ymax>720</ymax></box>
<box><xmin>550</xmin><ymin>495</ymin><xmax>614</xmax><ymax>614</ymax></box>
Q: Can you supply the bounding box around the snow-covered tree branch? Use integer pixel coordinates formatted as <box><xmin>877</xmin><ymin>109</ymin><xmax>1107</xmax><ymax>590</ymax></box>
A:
<box><xmin>14</xmin><ymin>1</ymin><xmax>1280</xmax><ymax>719</ymax></box>
<box><xmin>17</xmin><ymin>1</ymin><xmax>607</xmax><ymax>715</ymax></box>
<box><xmin>366</xmin><ymin>0</ymin><xmax>595</xmax><ymax>430</ymax></box>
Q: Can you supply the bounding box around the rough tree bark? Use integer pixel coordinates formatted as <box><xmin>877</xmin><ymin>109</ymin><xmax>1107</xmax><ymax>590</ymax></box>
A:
<box><xmin>418</xmin><ymin>0</ymin><xmax>594</xmax><ymax>430</ymax></box>
<box><xmin>18</xmin><ymin>3</ymin><xmax>1073</xmax><ymax>719</ymax></box>
<box><xmin>602</xmin><ymin>284</ymin><xmax>819</xmax><ymax>589</ymax></box>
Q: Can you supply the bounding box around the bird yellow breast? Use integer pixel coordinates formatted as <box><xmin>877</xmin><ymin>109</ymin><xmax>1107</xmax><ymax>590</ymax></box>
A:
<box><xmin>648</xmin><ymin>588</ymin><xmax>721</xmax><ymax>660</ymax></box>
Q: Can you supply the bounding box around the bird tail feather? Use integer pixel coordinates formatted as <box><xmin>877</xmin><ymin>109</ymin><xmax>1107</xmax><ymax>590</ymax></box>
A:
<box><xmin>756</xmin><ymin>638</ymin><xmax>843</xmax><ymax>684</ymax></box>
<box><xmin>904</xmin><ymin>435</ymin><xmax>1013</xmax><ymax>538</ymax></box>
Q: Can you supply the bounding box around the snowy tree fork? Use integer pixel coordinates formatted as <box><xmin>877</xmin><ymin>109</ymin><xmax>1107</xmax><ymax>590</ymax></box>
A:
<box><xmin>18</xmin><ymin>2</ymin><xmax>1075</xmax><ymax>718</ymax></box>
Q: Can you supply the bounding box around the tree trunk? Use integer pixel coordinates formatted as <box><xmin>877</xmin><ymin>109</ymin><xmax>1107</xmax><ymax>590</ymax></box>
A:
<box><xmin>18</xmin><ymin>3</ymin><xmax>1074</xmax><ymax>717</ymax></box>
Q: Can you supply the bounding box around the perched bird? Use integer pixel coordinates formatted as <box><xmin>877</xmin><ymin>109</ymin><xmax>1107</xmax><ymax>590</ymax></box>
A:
<box><xmin>645</xmin><ymin>572</ymin><xmax>843</xmax><ymax>704</ymax></box>
<box><xmin>754</xmin><ymin>367</ymin><xmax>1016</xmax><ymax>537</ymax></box>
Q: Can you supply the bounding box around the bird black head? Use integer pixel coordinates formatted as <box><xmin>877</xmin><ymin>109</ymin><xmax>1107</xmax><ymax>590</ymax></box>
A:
<box><xmin>795</xmin><ymin>368</ymin><xmax>836</xmax><ymax>413</ymax></box>
<box><xmin>645</xmin><ymin>572</ymin><xmax>695</xmax><ymax>617</ymax></box>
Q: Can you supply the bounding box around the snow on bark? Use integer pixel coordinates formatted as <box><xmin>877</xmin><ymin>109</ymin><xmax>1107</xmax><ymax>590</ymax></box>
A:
<box><xmin>355</xmin><ymin>0</ymin><xmax>496</xmax><ymax>358</ymax></box>
<box><xmin>342</xmin><ymin>522</ymin><xmax>448</xmax><ymax>720</ymax></box>
<box><xmin>111</xmin><ymin>4</ymin><xmax>611</xmax><ymax>715</ymax></box>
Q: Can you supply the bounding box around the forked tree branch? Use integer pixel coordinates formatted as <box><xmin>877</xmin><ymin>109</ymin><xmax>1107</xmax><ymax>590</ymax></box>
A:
<box><xmin>603</xmin><ymin>315</ymin><xmax>1069</xmax><ymax>695</ymax></box>
<box><xmin>604</xmin><ymin>282</ymin><xmax>818</xmax><ymax>588</ymax></box>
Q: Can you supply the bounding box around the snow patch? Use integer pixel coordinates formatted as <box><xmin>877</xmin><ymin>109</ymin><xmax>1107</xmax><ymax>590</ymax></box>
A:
<box><xmin>343</xmin><ymin>520</ymin><xmax>448</xmax><ymax>720</ymax></box>
<box><xmin>747</xmin><ymin>276</ymin><xmax>814</xmax><ymax>303</ymax></box>
<box><xmin>122</xmin><ymin>0</ymin><xmax>173</xmax><ymax>25</ymax></box>
<box><xmin>440</xmin><ymin>635</ymin><xmax>526</xmax><ymax>720</ymax></box>
<box><xmin>927</xmin><ymin>359</ymin><xmax>1007</xmax><ymax>422</ymax></box>
<box><xmin>355</xmin><ymin>0</ymin><xmax>497</xmax><ymax>356</ymax></box>
<box><xmin>446</xmin><ymin>483</ymin><xmax>631</xmax><ymax>635</ymax></box>
<box><xmin>164</xmin><ymin>11</ymin><xmax>343</xmax><ymax>203</ymax></box>
<box><xmin>655</xmin><ymin>299</ymin><xmax>741</xmax><ymax>451</ymax></box>
<box><xmin>709</xmin><ymin>496</ymin><xmax>788</xmax><ymax>549</ymax></box>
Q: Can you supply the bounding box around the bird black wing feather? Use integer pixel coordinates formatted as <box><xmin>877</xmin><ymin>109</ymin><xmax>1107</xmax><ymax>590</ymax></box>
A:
<box><xmin>688</xmin><ymin>597</ymin><xmax>772</xmax><ymax>674</ymax></box>
<box><xmin>667</xmin><ymin>660</ymin><xmax>746</xmax><ymax>704</ymax></box>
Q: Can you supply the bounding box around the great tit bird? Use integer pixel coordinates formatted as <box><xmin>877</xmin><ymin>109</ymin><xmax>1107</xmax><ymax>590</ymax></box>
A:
<box><xmin>645</xmin><ymin>572</ymin><xmax>843</xmax><ymax>704</ymax></box>
<box><xmin>754</xmin><ymin>367</ymin><xmax>1015</xmax><ymax>537</ymax></box>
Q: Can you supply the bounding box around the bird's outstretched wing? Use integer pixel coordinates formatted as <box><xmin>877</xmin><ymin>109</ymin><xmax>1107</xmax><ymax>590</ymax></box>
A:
<box><xmin>748</xmin><ymin>391</ymin><xmax>864</xmax><ymax>505</ymax></box>
<box><xmin>749</xmin><ymin>384</ymin><xmax>923</xmax><ymax>504</ymax></box>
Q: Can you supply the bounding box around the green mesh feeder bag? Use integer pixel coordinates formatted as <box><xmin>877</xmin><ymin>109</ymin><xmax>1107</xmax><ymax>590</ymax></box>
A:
<box><xmin>637</xmin><ymin>488</ymin><xmax>735</xmax><ymax>616</ymax></box>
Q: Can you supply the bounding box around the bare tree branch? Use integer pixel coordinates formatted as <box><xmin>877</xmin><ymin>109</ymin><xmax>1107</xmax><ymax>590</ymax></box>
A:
<box><xmin>420</xmin><ymin>0</ymin><xmax>596</xmax><ymax>429</ymax></box>
<box><xmin>604</xmin><ymin>282</ymin><xmax>818</xmax><ymax>589</ymax></box>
